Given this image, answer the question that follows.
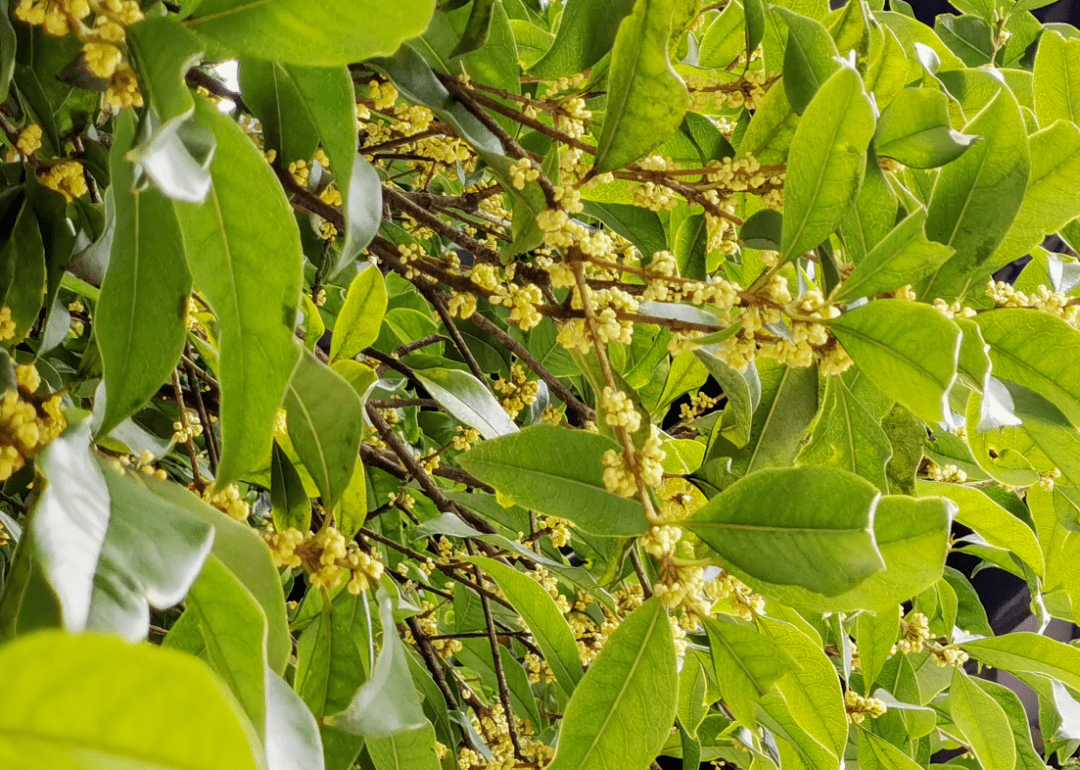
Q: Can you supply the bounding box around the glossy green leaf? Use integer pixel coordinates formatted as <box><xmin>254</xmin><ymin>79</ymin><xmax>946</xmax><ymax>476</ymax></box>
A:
<box><xmin>295</xmin><ymin>595</ymin><xmax>368</xmax><ymax>723</ymax></box>
<box><xmin>935</xmin><ymin>15</ymin><xmax>994</xmax><ymax>66</ymax></box>
<box><xmin>875</xmin><ymin>88</ymin><xmax>977</xmax><ymax>169</ymax></box>
<box><xmin>0</xmin><ymin>199</ymin><xmax>45</xmax><ymax>346</ymax></box>
<box><xmin>738</xmin><ymin>76</ymin><xmax>799</xmax><ymax>165</ymax></box>
<box><xmin>458</xmin><ymin>424</ymin><xmax>650</xmax><ymax>536</ymax></box>
<box><xmin>857</xmin><ymin>607</ymin><xmax>899</xmax><ymax>694</ymax></box>
<box><xmin>964</xmin><ymin>632</ymin><xmax>1080</xmax><ymax>693</ymax></box>
<box><xmin>546</xmin><ymin>598</ymin><xmax>677</xmax><ymax>770</ymax></box>
<box><xmin>830</xmin><ymin>300</ymin><xmax>960</xmax><ymax>425</ymax></box>
<box><xmin>775</xmin><ymin>8</ymin><xmax>839</xmax><ymax>115</ymax></box>
<box><xmin>918</xmin><ymin>480</ymin><xmax>1043</xmax><ymax>576</ymax></box>
<box><xmin>920</xmin><ymin>89</ymin><xmax>1030</xmax><ymax>300</ymax></box>
<box><xmin>864</xmin><ymin>24</ymin><xmax>907</xmax><ymax>112</ymax></box>
<box><xmin>834</xmin><ymin>208</ymin><xmax>954</xmax><ymax>300</ymax></box>
<box><xmin>175</xmin><ymin>96</ymin><xmax>303</xmax><ymax>486</ymax></box>
<box><xmin>950</xmin><ymin>667</ymin><xmax>1015</xmax><ymax>770</ymax></box>
<box><xmin>337</xmin><ymin>462</ymin><xmax>368</xmax><ymax>540</ymax></box>
<box><xmin>185</xmin><ymin>0</ymin><xmax>435</xmax><ymax>66</ymax></box>
<box><xmin>858</xmin><ymin>729</ymin><xmax>922</xmax><ymax>770</ymax></box>
<box><xmin>331</xmin><ymin>266</ymin><xmax>389</xmax><ymax>363</ymax></box>
<box><xmin>187</xmin><ymin>555</ymin><xmax>269</xmax><ymax>739</ymax></box>
<box><xmin>685</xmin><ymin>465</ymin><xmax>884</xmax><ymax>596</ymax></box>
<box><xmin>468</xmin><ymin>556</ymin><xmax>583</xmax><ymax>698</ymax></box>
<box><xmin>529</xmin><ymin>0</ymin><xmax>636</xmax><ymax>77</ymax></box>
<box><xmin>126</xmin><ymin>17</ymin><xmax>203</xmax><ymax>123</ymax></box>
<box><xmin>797</xmin><ymin>373</ymin><xmax>891</xmax><ymax>491</ymax></box>
<box><xmin>413</xmin><ymin>367</ymin><xmax>518</xmax><ymax>438</ymax></box>
<box><xmin>367</xmin><ymin>723</ymin><xmax>442</xmax><ymax>770</ymax></box>
<box><xmin>284</xmin><ymin>347</ymin><xmax>365</xmax><ymax>513</ymax></box>
<box><xmin>674</xmin><ymin>212</ymin><xmax>708</xmax><ymax>280</ymax></box>
<box><xmin>698</xmin><ymin>0</ymin><xmax>744</xmax><ymax>69</ymax></box>
<box><xmin>143</xmin><ymin>476</ymin><xmax>291</xmax><ymax>674</ymax></box>
<box><xmin>1035</xmin><ymin>30</ymin><xmax>1080</xmax><ymax>126</ymax></box>
<box><xmin>592</xmin><ymin>0</ymin><xmax>692</xmax><ymax>173</ymax></box>
<box><xmin>582</xmin><ymin>201</ymin><xmax>667</xmax><ymax>258</ymax></box>
<box><xmin>271</xmin><ymin>441</ymin><xmax>311</xmax><ymax>532</ymax></box>
<box><xmin>779</xmin><ymin>65</ymin><xmax>875</xmax><ymax>263</ymax></box>
<box><xmin>839</xmin><ymin>149</ymin><xmax>897</xmax><ymax>264</ymax></box>
<box><xmin>695</xmin><ymin>350</ymin><xmax>760</xmax><ymax>447</ymax></box>
<box><xmin>97</xmin><ymin>110</ymin><xmax>191</xmax><ymax>437</ymax></box>
<box><xmin>704</xmin><ymin>617</ymin><xmax>796</xmax><ymax>728</ymax></box>
<box><xmin>971</xmin><ymin>677</ymin><xmax>1046</xmax><ymax>770</ymax></box>
<box><xmin>0</xmin><ymin>631</ymin><xmax>263</xmax><ymax>770</ymax></box>
<box><xmin>328</xmin><ymin>592</ymin><xmax>429</xmax><ymax>737</ymax></box>
<box><xmin>238</xmin><ymin>59</ymin><xmax>320</xmax><ymax>174</ymax></box>
<box><xmin>87</xmin><ymin>460</ymin><xmax>214</xmax><ymax>641</ymax></box>
<box><xmin>677</xmin><ymin>655</ymin><xmax>709</xmax><ymax>738</ymax></box>
<box><xmin>976</xmin><ymin>308</ymin><xmax>1080</xmax><ymax>429</ymax></box>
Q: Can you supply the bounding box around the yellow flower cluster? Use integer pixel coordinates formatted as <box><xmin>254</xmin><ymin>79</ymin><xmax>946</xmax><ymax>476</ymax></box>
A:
<box><xmin>171</xmin><ymin>409</ymin><xmax>203</xmax><ymax>444</ymax></box>
<box><xmin>524</xmin><ymin>652</ymin><xmax>556</xmax><ymax>684</ymax></box>
<box><xmin>680</xmin><ymin>391</ymin><xmax>721</xmax><ymax>422</ymax></box>
<box><xmin>451</xmin><ymin>426</ymin><xmax>480</xmax><ymax>451</ymax></box>
<box><xmin>508</xmin><ymin>157</ymin><xmax>540</xmax><ymax>190</ymax></box>
<box><xmin>264</xmin><ymin>525</ymin><xmax>384</xmax><ymax>595</ymax></box>
<box><xmin>457</xmin><ymin>710</ymin><xmax>554</xmax><ymax>770</ymax></box>
<box><xmin>15</xmin><ymin>124</ymin><xmax>42</xmax><ymax>158</ymax></box>
<box><xmin>932</xmin><ymin>646</ymin><xmax>970</xmax><ymax>668</ymax></box>
<box><xmin>932</xmin><ymin>297</ymin><xmax>977</xmax><ymax>320</ymax></box>
<box><xmin>601</xmin><ymin>430</ymin><xmax>665</xmax><ymax>498</ymax></box>
<box><xmin>845</xmin><ymin>690</ymin><xmax>887</xmax><ymax>725</ymax></box>
<box><xmin>0</xmin><ymin>363</ymin><xmax>66</xmax><ymax>482</ymax></box>
<box><xmin>0</xmin><ymin>307</ymin><xmax>15</xmax><ymax>341</ymax></box>
<box><xmin>898</xmin><ymin>611</ymin><xmax>931</xmax><ymax>654</ymax></box>
<box><xmin>924</xmin><ymin>461</ymin><xmax>967</xmax><ymax>484</ymax></box>
<box><xmin>600</xmin><ymin>387</ymin><xmax>641</xmax><ymax>433</ymax></box>
<box><xmin>407</xmin><ymin>601</ymin><xmax>461</xmax><ymax>658</ymax></box>
<box><xmin>494</xmin><ymin>364</ymin><xmax>538</xmax><ymax>419</ymax></box>
<box><xmin>539</xmin><ymin>516</ymin><xmax>571</xmax><ymax>547</ymax></box>
<box><xmin>39</xmin><ymin>161</ymin><xmax>88</xmax><ymax>202</ymax></box>
<box><xmin>987</xmin><ymin>280</ymin><xmax>1080</xmax><ymax>326</ymax></box>
<box><xmin>202</xmin><ymin>484</ymin><xmax>251</xmax><ymax>523</ymax></box>
<box><xmin>448</xmin><ymin>291</ymin><xmax>478</xmax><ymax>319</ymax></box>
<box><xmin>15</xmin><ymin>0</ymin><xmax>144</xmax><ymax>108</ymax></box>
<box><xmin>368</xmin><ymin>80</ymin><xmax>398</xmax><ymax>110</ymax></box>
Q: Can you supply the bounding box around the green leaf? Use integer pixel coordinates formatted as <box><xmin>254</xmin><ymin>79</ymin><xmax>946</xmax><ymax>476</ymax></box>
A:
<box><xmin>0</xmin><ymin>0</ymin><xmax>15</xmax><ymax>103</ymax></box>
<box><xmin>413</xmin><ymin>367</ymin><xmax>519</xmax><ymax>438</ymax></box>
<box><xmin>918</xmin><ymin>481</ymin><xmax>1043</xmax><ymax>576</ymax></box>
<box><xmin>295</xmin><ymin>594</ymin><xmax>368</xmax><ymax>722</ymax></box>
<box><xmin>1035</xmin><ymin>30</ymin><xmax>1080</xmax><ymax>127</ymax></box>
<box><xmin>677</xmin><ymin>655</ymin><xmax>709</xmax><ymax>738</ymax></box>
<box><xmin>97</xmin><ymin>110</ymin><xmax>191</xmax><ymax>437</ymax></box>
<box><xmin>175</xmin><ymin>96</ymin><xmax>303</xmax><ymax>486</ymax></box>
<box><xmin>704</xmin><ymin>617</ymin><xmax>797</xmax><ymax>728</ymax></box>
<box><xmin>142</xmin><ymin>476</ymin><xmax>291</xmax><ymax>674</ymax></box>
<box><xmin>864</xmin><ymin>24</ymin><xmax>907</xmax><ymax>112</ymax></box>
<box><xmin>457</xmin><ymin>424</ymin><xmax>650</xmax><ymax>536</ymax></box>
<box><xmin>673</xmin><ymin>212</ymin><xmax>708</xmax><ymax>280</ymax></box>
<box><xmin>126</xmin><ymin>17</ymin><xmax>203</xmax><ymax>123</ymax></box>
<box><xmin>184</xmin><ymin>0</ymin><xmax>436</xmax><ymax>66</ymax></box>
<box><xmin>744</xmin><ymin>0</ymin><xmax>766</xmax><ymax>57</ymax></box>
<box><xmin>0</xmin><ymin>631</ymin><xmax>263</xmax><ymax>770</ymax></box>
<box><xmin>187</xmin><ymin>555</ymin><xmax>269</xmax><ymax>739</ymax></box>
<box><xmin>839</xmin><ymin>149</ymin><xmax>898</xmax><ymax>264</ymax></box>
<box><xmin>829</xmin><ymin>299</ymin><xmax>960</xmax><ymax>425</ymax></box>
<box><xmin>740</xmin><ymin>208</ymin><xmax>783</xmax><ymax>251</ymax></box>
<box><xmin>796</xmin><ymin>374</ymin><xmax>892</xmax><ymax>491</ymax></box>
<box><xmin>779</xmin><ymin>65</ymin><xmax>875</xmax><ymax>263</ymax></box>
<box><xmin>331</xmin><ymin>265</ymin><xmax>389</xmax><ymax>363</ymax></box>
<box><xmin>449</xmin><ymin>0</ymin><xmax>497</xmax><ymax>57</ymax></box>
<box><xmin>976</xmin><ymin>308</ymin><xmax>1080</xmax><ymax>429</ymax></box>
<box><xmin>775</xmin><ymin>8</ymin><xmax>840</xmax><ymax>115</ymax></box>
<box><xmin>738</xmin><ymin>75</ymin><xmax>799</xmax><ymax>165</ymax></box>
<box><xmin>971</xmin><ymin>677</ymin><xmax>1047</xmax><ymax>770</ymax></box>
<box><xmin>699</xmin><ymin>0</ymin><xmax>746</xmax><ymax>69</ymax></box>
<box><xmin>337</xmin><ymin>462</ymin><xmax>368</xmax><ymax>539</ymax></box>
<box><xmin>685</xmin><ymin>465</ymin><xmax>884</xmax><ymax>596</ymax></box>
<box><xmin>366</xmin><ymin>723</ymin><xmax>442</xmax><ymax>770</ymax></box>
<box><xmin>0</xmin><ymin>199</ymin><xmax>45</xmax><ymax>347</ymax></box>
<box><xmin>920</xmin><ymin>89</ymin><xmax>1030</xmax><ymax>300</ymax></box>
<box><xmin>875</xmin><ymin>88</ymin><xmax>977</xmax><ymax>169</ymax></box>
<box><xmin>857</xmin><ymin>607</ymin><xmax>899</xmax><ymax>694</ymax></box>
<box><xmin>271</xmin><ymin>441</ymin><xmax>311</xmax><ymax>532</ymax></box>
<box><xmin>834</xmin><ymin>208</ymin><xmax>954</xmax><ymax>301</ymax></box>
<box><xmin>858</xmin><ymin>729</ymin><xmax>922</xmax><ymax>770</ymax></box>
<box><xmin>694</xmin><ymin>350</ymin><xmax>760</xmax><ymax>447</ymax></box>
<box><xmin>265</xmin><ymin>669</ymin><xmax>325</xmax><ymax>770</ymax></box>
<box><xmin>592</xmin><ymin>0</ymin><xmax>691</xmax><ymax>173</ymax></box>
<box><xmin>582</xmin><ymin>201</ymin><xmax>668</xmax><ymax>258</ymax></box>
<box><xmin>529</xmin><ymin>0</ymin><xmax>636</xmax><ymax>77</ymax></box>
<box><xmin>546</xmin><ymin>598</ymin><xmax>677</xmax><ymax>770</ymax></box>
<box><xmin>467</xmin><ymin>555</ymin><xmax>583</xmax><ymax>699</ymax></box>
<box><xmin>238</xmin><ymin>59</ymin><xmax>320</xmax><ymax>175</ymax></box>
<box><xmin>328</xmin><ymin>591</ymin><xmax>429</xmax><ymax>737</ymax></box>
<box><xmin>935</xmin><ymin>15</ymin><xmax>994</xmax><ymax>66</ymax></box>
<box><xmin>965</xmin><ymin>632</ymin><xmax>1080</xmax><ymax>694</ymax></box>
<box><xmin>284</xmin><ymin>347</ymin><xmax>365</xmax><ymax>513</ymax></box>
<box><xmin>87</xmin><ymin>460</ymin><xmax>214</xmax><ymax>640</ymax></box>
<box><xmin>949</xmin><ymin>667</ymin><xmax>1016</xmax><ymax>770</ymax></box>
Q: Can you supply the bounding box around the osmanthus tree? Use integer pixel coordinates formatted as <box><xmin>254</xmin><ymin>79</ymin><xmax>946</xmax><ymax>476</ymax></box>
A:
<box><xmin>8</xmin><ymin>0</ymin><xmax>1080</xmax><ymax>766</ymax></box>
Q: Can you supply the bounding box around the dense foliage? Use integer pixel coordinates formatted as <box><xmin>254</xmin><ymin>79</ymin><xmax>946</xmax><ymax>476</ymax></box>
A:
<box><xmin>5</xmin><ymin>0</ymin><xmax>1080</xmax><ymax>767</ymax></box>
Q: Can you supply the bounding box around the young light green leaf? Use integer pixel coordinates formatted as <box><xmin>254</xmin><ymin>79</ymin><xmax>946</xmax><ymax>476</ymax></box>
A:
<box><xmin>327</xmin><ymin>592</ymin><xmax>428</xmax><ymax>737</ymax></box>
<box><xmin>950</xmin><ymin>667</ymin><xmax>1016</xmax><ymax>770</ymax></box>
<box><xmin>698</xmin><ymin>0</ymin><xmax>744</xmax><ymax>69</ymax></box>
<box><xmin>976</xmin><ymin>308</ymin><xmax>1080</xmax><ymax>429</ymax></box>
<box><xmin>796</xmin><ymin>374</ymin><xmax>892</xmax><ymax>491</ymax></box>
<box><xmin>546</xmin><ymin>598</ymin><xmax>677</xmax><ymax>770</ymax></box>
<box><xmin>187</xmin><ymin>555</ymin><xmax>269</xmax><ymax>740</ymax></box>
<box><xmin>704</xmin><ymin>617</ymin><xmax>796</xmax><ymax>728</ymax></box>
<box><xmin>592</xmin><ymin>0</ymin><xmax>691</xmax><ymax>173</ymax></box>
<box><xmin>833</xmin><ymin>208</ymin><xmax>954</xmax><ymax>300</ymax></box>
<box><xmin>175</xmin><ymin>96</ymin><xmax>303</xmax><ymax>487</ymax></box>
<box><xmin>413</xmin><ymin>367</ymin><xmax>518</xmax><ymax>438</ymax></box>
<box><xmin>468</xmin><ymin>556</ymin><xmax>583</xmax><ymax>699</ymax></box>
<box><xmin>97</xmin><ymin>110</ymin><xmax>191</xmax><ymax>437</ymax></box>
<box><xmin>970</xmin><ymin>677</ymin><xmax>1047</xmax><ymax>770</ymax></box>
<box><xmin>331</xmin><ymin>266</ymin><xmax>389</xmax><ymax>363</ymax></box>
<box><xmin>918</xmin><ymin>481</ymin><xmax>1044</xmax><ymax>576</ymax></box>
<box><xmin>875</xmin><ymin>88</ymin><xmax>978</xmax><ymax>169</ymax></box>
<box><xmin>1035</xmin><ymin>30</ymin><xmax>1080</xmax><ymax>127</ymax></box>
<box><xmin>457</xmin><ymin>424</ymin><xmax>650</xmax><ymax>536</ymax></box>
<box><xmin>184</xmin><ymin>0</ymin><xmax>436</xmax><ymax>66</ymax></box>
<box><xmin>0</xmin><ymin>631</ymin><xmax>263</xmax><ymax>770</ymax></box>
<box><xmin>829</xmin><ymin>300</ymin><xmax>960</xmax><ymax>425</ymax></box>
<box><xmin>528</xmin><ymin>0</ymin><xmax>636</xmax><ymax>77</ymax></box>
<box><xmin>685</xmin><ymin>465</ymin><xmax>885</xmax><ymax>596</ymax></box>
<box><xmin>284</xmin><ymin>347</ymin><xmax>365</xmax><ymax>513</ymax></box>
<box><xmin>779</xmin><ymin>65</ymin><xmax>875</xmax><ymax>263</ymax></box>
<box><xmin>774</xmin><ymin>8</ymin><xmax>840</xmax><ymax>115</ymax></box>
<box><xmin>857</xmin><ymin>607</ymin><xmax>899</xmax><ymax>694</ymax></box>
